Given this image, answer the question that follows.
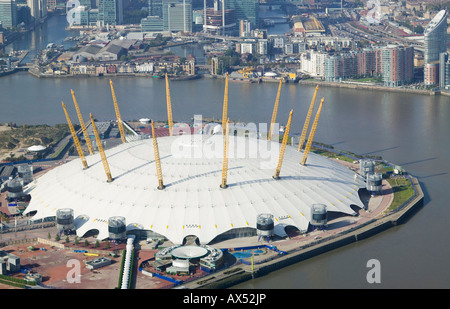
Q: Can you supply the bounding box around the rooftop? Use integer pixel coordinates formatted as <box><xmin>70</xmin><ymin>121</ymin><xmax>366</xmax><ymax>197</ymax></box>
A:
<box><xmin>24</xmin><ymin>134</ymin><xmax>364</xmax><ymax>245</ymax></box>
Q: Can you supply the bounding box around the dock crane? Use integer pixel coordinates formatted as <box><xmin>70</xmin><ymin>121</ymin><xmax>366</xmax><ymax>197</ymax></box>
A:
<box><xmin>71</xmin><ymin>89</ymin><xmax>94</xmax><ymax>155</ymax></box>
<box><xmin>222</xmin><ymin>73</ymin><xmax>229</xmax><ymax>135</ymax></box>
<box><xmin>109</xmin><ymin>80</ymin><xmax>126</xmax><ymax>144</ymax></box>
<box><xmin>298</xmin><ymin>85</ymin><xmax>318</xmax><ymax>151</ymax></box>
<box><xmin>268</xmin><ymin>78</ymin><xmax>283</xmax><ymax>141</ymax></box>
<box><xmin>61</xmin><ymin>102</ymin><xmax>88</xmax><ymax>170</ymax></box>
<box><xmin>273</xmin><ymin>109</ymin><xmax>293</xmax><ymax>180</ymax></box>
<box><xmin>220</xmin><ymin>119</ymin><xmax>230</xmax><ymax>189</ymax></box>
<box><xmin>90</xmin><ymin>113</ymin><xmax>113</xmax><ymax>182</ymax></box>
<box><xmin>237</xmin><ymin>67</ymin><xmax>254</xmax><ymax>79</ymax></box>
<box><xmin>301</xmin><ymin>98</ymin><xmax>324</xmax><ymax>166</ymax></box>
<box><xmin>151</xmin><ymin>120</ymin><xmax>165</xmax><ymax>190</ymax></box>
<box><xmin>165</xmin><ymin>73</ymin><xmax>174</xmax><ymax>136</ymax></box>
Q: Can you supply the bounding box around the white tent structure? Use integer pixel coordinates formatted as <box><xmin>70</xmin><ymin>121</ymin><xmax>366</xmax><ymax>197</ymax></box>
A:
<box><xmin>24</xmin><ymin>134</ymin><xmax>365</xmax><ymax>245</ymax></box>
<box><xmin>27</xmin><ymin>145</ymin><xmax>46</xmax><ymax>152</ymax></box>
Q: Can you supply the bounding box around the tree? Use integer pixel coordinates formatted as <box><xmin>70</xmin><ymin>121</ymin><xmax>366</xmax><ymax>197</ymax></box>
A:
<box><xmin>55</xmin><ymin>234</ymin><xmax>60</xmax><ymax>241</ymax></box>
<box><xmin>75</xmin><ymin>237</ymin><xmax>79</xmax><ymax>245</ymax></box>
<box><xmin>84</xmin><ymin>239</ymin><xmax>89</xmax><ymax>247</ymax></box>
<box><xmin>95</xmin><ymin>240</ymin><xmax>100</xmax><ymax>248</ymax></box>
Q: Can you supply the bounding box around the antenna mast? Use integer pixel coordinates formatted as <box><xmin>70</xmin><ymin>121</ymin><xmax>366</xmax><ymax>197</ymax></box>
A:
<box><xmin>222</xmin><ymin>73</ymin><xmax>229</xmax><ymax>135</ymax></box>
<box><xmin>268</xmin><ymin>78</ymin><xmax>283</xmax><ymax>141</ymax></box>
<box><xmin>221</xmin><ymin>119</ymin><xmax>230</xmax><ymax>188</ymax></box>
<box><xmin>90</xmin><ymin>113</ymin><xmax>113</xmax><ymax>182</ymax></box>
<box><xmin>301</xmin><ymin>98</ymin><xmax>325</xmax><ymax>166</ymax></box>
<box><xmin>298</xmin><ymin>85</ymin><xmax>318</xmax><ymax>151</ymax></box>
<box><xmin>165</xmin><ymin>73</ymin><xmax>174</xmax><ymax>136</ymax></box>
<box><xmin>71</xmin><ymin>89</ymin><xmax>94</xmax><ymax>155</ymax></box>
<box><xmin>151</xmin><ymin>121</ymin><xmax>165</xmax><ymax>190</ymax></box>
<box><xmin>274</xmin><ymin>109</ymin><xmax>293</xmax><ymax>179</ymax></box>
<box><xmin>62</xmin><ymin>102</ymin><xmax>88</xmax><ymax>170</ymax></box>
<box><xmin>109</xmin><ymin>80</ymin><xmax>126</xmax><ymax>143</ymax></box>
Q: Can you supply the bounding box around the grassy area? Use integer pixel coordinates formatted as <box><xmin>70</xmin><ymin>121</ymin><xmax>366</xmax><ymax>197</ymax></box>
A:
<box><xmin>386</xmin><ymin>178</ymin><xmax>415</xmax><ymax>212</ymax></box>
<box><xmin>310</xmin><ymin>147</ymin><xmax>355</xmax><ymax>163</ymax></box>
<box><xmin>0</xmin><ymin>124</ymin><xmax>70</xmax><ymax>160</ymax></box>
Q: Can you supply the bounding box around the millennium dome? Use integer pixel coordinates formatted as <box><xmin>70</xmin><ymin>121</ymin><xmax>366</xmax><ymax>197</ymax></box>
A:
<box><xmin>24</xmin><ymin>132</ymin><xmax>365</xmax><ymax>245</ymax></box>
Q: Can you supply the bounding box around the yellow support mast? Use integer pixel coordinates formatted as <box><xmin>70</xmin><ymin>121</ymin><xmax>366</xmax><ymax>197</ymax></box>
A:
<box><xmin>298</xmin><ymin>85</ymin><xmax>318</xmax><ymax>151</ymax></box>
<box><xmin>220</xmin><ymin>119</ymin><xmax>230</xmax><ymax>189</ymax></box>
<box><xmin>61</xmin><ymin>102</ymin><xmax>88</xmax><ymax>170</ymax></box>
<box><xmin>268</xmin><ymin>78</ymin><xmax>283</xmax><ymax>141</ymax></box>
<box><xmin>151</xmin><ymin>120</ymin><xmax>165</xmax><ymax>190</ymax></box>
<box><xmin>221</xmin><ymin>73</ymin><xmax>229</xmax><ymax>135</ymax></box>
<box><xmin>71</xmin><ymin>89</ymin><xmax>94</xmax><ymax>155</ymax></box>
<box><xmin>165</xmin><ymin>73</ymin><xmax>174</xmax><ymax>136</ymax></box>
<box><xmin>90</xmin><ymin>114</ymin><xmax>113</xmax><ymax>182</ymax></box>
<box><xmin>109</xmin><ymin>80</ymin><xmax>126</xmax><ymax>144</ymax></box>
<box><xmin>301</xmin><ymin>98</ymin><xmax>325</xmax><ymax>166</ymax></box>
<box><xmin>273</xmin><ymin>109</ymin><xmax>293</xmax><ymax>180</ymax></box>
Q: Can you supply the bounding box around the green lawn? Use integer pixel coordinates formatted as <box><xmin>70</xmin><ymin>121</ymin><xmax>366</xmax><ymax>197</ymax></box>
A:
<box><xmin>386</xmin><ymin>178</ymin><xmax>415</xmax><ymax>212</ymax></box>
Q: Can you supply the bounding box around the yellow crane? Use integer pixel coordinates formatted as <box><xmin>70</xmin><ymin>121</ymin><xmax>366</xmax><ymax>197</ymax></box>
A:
<box><xmin>61</xmin><ymin>102</ymin><xmax>88</xmax><ymax>170</ymax></box>
<box><xmin>90</xmin><ymin>113</ymin><xmax>113</xmax><ymax>182</ymax></box>
<box><xmin>71</xmin><ymin>89</ymin><xmax>94</xmax><ymax>155</ymax></box>
<box><xmin>222</xmin><ymin>73</ymin><xmax>229</xmax><ymax>135</ymax></box>
<box><xmin>151</xmin><ymin>120</ymin><xmax>165</xmax><ymax>190</ymax></box>
<box><xmin>165</xmin><ymin>73</ymin><xmax>174</xmax><ymax>136</ymax></box>
<box><xmin>268</xmin><ymin>78</ymin><xmax>283</xmax><ymax>141</ymax></box>
<box><xmin>238</xmin><ymin>67</ymin><xmax>254</xmax><ymax>78</ymax></box>
<box><xmin>220</xmin><ymin>119</ymin><xmax>230</xmax><ymax>189</ymax></box>
<box><xmin>301</xmin><ymin>98</ymin><xmax>325</xmax><ymax>166</ymax></box>
<box><xmin>109</xmin><ymin>80</ymin><xmax>126</xmax><ymax>144</ymax></box>
<box><xmin>298</xmin><ymin>85</ymin><xmax>319</xmax><ymax>151</ymax></box>
<box><xmin>273</xmin><ymin>109</ymin><xmax>293</xmax><ymax>179</ymax></box>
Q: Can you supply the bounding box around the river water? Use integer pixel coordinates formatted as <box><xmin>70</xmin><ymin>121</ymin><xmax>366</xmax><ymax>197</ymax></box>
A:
<box><xmin>1</xmin><ymin>15</ymin><xmax>450</xmax><ymax>289</ymax></box>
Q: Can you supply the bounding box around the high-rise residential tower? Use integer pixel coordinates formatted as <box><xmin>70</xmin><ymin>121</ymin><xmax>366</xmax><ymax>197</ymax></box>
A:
<box><xmin>0</xmin><ymin>0</ymin><xmax>17</xmax><ymax>28</ymax></box>
<box><xmin>225</xmin><ymin>0</ymin><xmax>258</xmax><ymax>28</ymax></box>
<box><xmin>162</xmin><ymin>0</ymin><xmax>192</xmax><ymax>32</ymax></box>
<box><xmin>98</xmin><ymin>0</ymin><xmax>122</xmax><ymax>25</ymax></box>
<box><xmin>424</xmin><ymin>10</ymin><xmax>448</xmax><ymax>85</ymax></box>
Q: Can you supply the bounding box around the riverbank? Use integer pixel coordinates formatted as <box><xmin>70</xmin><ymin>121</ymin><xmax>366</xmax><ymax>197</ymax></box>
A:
<box><xmin>298</xmin><ymin>80</ymin><xmax>440</xmax><ymax>96</ymax></box>
<box><xmin>179</xmin><ymin>172</ymin><xmax>424</xmax><ymax>289</ymax></box>
<box><xmin>24</xmin><ymin>68</ymin><xmax>448</xmax><ymax>97</ymax></box>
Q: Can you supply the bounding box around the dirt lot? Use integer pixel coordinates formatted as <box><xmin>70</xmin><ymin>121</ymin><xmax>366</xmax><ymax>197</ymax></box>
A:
<box><xmin>1</xmin><ymin>242</ymin><xmax>123</xmax><ymax>289</ymax></box>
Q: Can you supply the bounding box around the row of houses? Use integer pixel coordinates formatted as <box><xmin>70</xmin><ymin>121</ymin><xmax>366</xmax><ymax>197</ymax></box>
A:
<box><xmin>60</xmin><ymin>58</ymin><xmax>196</xmax><ymax>77</ymax></box>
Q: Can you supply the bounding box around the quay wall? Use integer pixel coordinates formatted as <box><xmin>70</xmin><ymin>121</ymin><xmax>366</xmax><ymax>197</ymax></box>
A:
<box><xmin>298</xmin><ymin>80</ymin><xmax>439</xmax><ymax>96</ymax></box>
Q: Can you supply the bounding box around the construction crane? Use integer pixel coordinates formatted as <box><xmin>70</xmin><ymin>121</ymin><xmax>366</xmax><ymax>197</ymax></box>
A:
<box><xmin>301</xmin><ymin>98</ymin><xmax>325</xmax><ymax>166</ymax></box>
<box><xmin>220</xmin><ymin>119</ymin><xmax>230</xmax><ymax>189</ymax></box>
<box><xmin>151</xmin><ymin>120</ymin><xmax>165</xmax><ymax>190</ymax></box>
<box><xmin>90</xmin><ymin>113</ymin><xmax>113</xmax><ymax>182</ymax></box>
<box><xmin>273</xmin><ymin>109</ymin><xmax>293</xmax><ymax>180</ymax></box>
<box><xmin>165</xmin><ymin>73</ymin><xmax>174</xmax><ymax>136</ymax></box>
<box><xmin>237</xmin><ymin>67</ymin><xmax>254</xmax><ymax>78</ymax></box>
<box><xmin>221</xmin><ymin>73</ymin><xmax>229</xmax><ymax>135</ymax></box>
<box><xmin>298</xmin><ymin>85</ymin><xmax>319</xmax><ymax>151</ymax></box>
<box><xmin>109</xmin><ymin>80</ymin><xmax>126</xmax><ymax>144</ymax></box>
<box><xmin>71</xmin><ymin>89</ymin><xmax>94</xmax><ymax>155</ymax></box>
<box><xmin>268</xmin><ymin>78</ymin><xmax>283</xmax><ymax>141</ymax></box>
<box><xmin>61</xmin><ymin>102</ymin><xmax>88</xmax><ymax>170</ymax></box>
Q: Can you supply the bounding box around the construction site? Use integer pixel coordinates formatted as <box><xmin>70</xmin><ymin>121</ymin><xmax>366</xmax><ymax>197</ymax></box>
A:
<box><xmin>0</xmin><ymin>75</ymin><xmax>423</xmax><ymax>289</ymax></box>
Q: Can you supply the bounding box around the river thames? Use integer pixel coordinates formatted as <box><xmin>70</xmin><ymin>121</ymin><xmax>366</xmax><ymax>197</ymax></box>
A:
<box><xmin>1</xmin><ymin>15</ymin><xmax>450</xmax><ymax>289</ymax></box>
